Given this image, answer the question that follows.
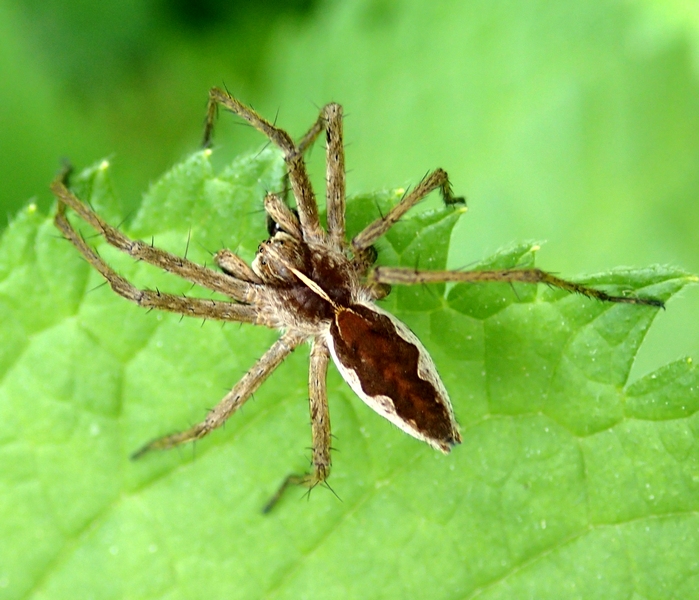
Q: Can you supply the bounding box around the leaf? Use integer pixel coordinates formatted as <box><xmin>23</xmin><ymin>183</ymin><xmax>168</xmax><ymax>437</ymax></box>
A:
<box><xmin>0</xmin><ymin>148</ymin><xmax>696</xmax><ymax>600</ymax></box>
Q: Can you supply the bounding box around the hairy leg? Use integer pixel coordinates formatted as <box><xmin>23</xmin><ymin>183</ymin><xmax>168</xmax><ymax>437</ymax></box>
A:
<box><xmin>132</xmin><ymin>330</ymin><xmax>305</xmax><ymax>458</ymax></box>
<box><xmin>371</xmin><ymin>266</ymin><xmax>664</xmax><ymax>307</ymax></box>
<box><xmin>322</xmin><ymin>104</ymin><xmax>346</xmax><ymax>248</ymax></box>
<box><xmin>52</xmin><ymin>169</ymin><xmax>257</xmax><ymax>303</ymax></box>
<box><xmin>351</xmin><ymin>168</ymin><xmax>464</xmax><ymax>253</ymax></box>
<box><xmin>285</xmin><ymin>102</ymin><xmax>345</xmax><ymax>246</ymax></box>
<box><xmin>203</xmin><ymin>88</ymin><xmax>324</xmax><ymax>241</ymax></box>
<box><xmin>263</xmin><ymin>192</ymin><xmax>303</xmax><ymax>240</ymax></box>
<box><xmin>55</xmin><ymin>208</ymin><xmax>262</xmax><ymax>321</ymax></box>
<box><xmin>263</xmin><ymin>337</ymin><xmax>332</xmax><ymax>513</ymax></box>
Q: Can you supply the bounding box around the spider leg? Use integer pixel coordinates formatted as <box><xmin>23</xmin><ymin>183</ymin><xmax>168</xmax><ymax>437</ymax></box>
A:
<box><xmin>370</xmin><ymin>267</ymin><xmax>665</xmax><ymax>307</ymax></box>
<box><xmin>308</xmin><ymin>338</ymin><xmax>332</xmax><ymax>482</ymax></box>
<box><xmin>322</xmin><ymin>104</ymin><xmax>346</xmax><ymax>248</ymax></box>
<box><xmin>263</xmin><ymin>192</ymin><xmax>303</xmax><ymax>240</ymax></box>
<box><xmin>55</xmin><ymin>210</ymin><xmax>262</xmax><ymax>321</ymax></box>
<box><xmin>263</xmin><ymin>337</ymin><xmax>332</xmax><ymax>513</ymax></box>
<box><xmin>132</xmin><ymin>330</ymin><xmax>305</xmax><ymax>458</ymax></box>
<box><xmin>285</xmin><ymin>102</ymin><xmax>346</xmax><ymax>247</ymax></box>
<box><xmin>214</xmin><ymin>249</ymin><xmax>263</xmax><ymax>283</ymax></box>
<box><xmin>351</xmin><ymin>168</ymin><xmax>464</xmax><ymax>253</ymax></box>
<box><xmin>203</xmin><ymin>88</ymin><xmax>324</xmax><ymax>242</ymax></box>
<box><xmin>52</xmin><ymin>168</ymin><xmax>258</xmax><ymax>304</ymax></box>
<box><xmin>296</xmin><ymin>108</ymin><xmax>326</xmax><ymax>155</ymax></box>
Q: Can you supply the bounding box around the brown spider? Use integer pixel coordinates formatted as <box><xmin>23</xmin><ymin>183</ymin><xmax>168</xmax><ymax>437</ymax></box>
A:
<box><xmin>51</xmin><ymin>88</ymin><xmax>663</xmax><ymax>511</ymax></box>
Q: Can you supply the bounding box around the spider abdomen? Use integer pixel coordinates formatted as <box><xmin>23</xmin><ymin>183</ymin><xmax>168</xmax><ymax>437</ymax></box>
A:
<box><xmin>326</xmin><ymin>302</ymin><xmax>461</xmax><ymax>452</ymax></box>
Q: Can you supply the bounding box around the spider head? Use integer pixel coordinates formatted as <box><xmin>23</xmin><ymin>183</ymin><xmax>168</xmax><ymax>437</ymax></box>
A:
<box><xmin>252</xmin><ymin>232</ymin><xmax>306</xmax><ymax>284</ymax></box>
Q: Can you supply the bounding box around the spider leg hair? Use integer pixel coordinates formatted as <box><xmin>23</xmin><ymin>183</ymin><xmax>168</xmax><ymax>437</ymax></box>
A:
<box><xmin>51</xmin><ymin>169</ymin><xmax>258</xmax><ymax>304</ymax></box>
<box><xmin>132</xmin><ymin>330</ymin><xmax>306</xmax><ymax>459</ymax></box>
<box><xmin>203</xmin><ymin>88</ymin><xmax>324</xmax><ymax>242</ymax></box>
<box><xmin>55</xmin><ymin>209</ymin><xmax>262</xmax><ymax>320</ymax></box>
<box><xmin>351</xmin><ymin>168</ymin><xmax>464</xmax><ymax>254</ymax></box>
<box><xmin>263</xmin><ymin>337</ymin><xmax>332</xmax><ymax>513</ymax></box>
<box><xmin>370</xmin><ymin>267</ymin><xmax>665</xmax><ymax>307</ymax></box>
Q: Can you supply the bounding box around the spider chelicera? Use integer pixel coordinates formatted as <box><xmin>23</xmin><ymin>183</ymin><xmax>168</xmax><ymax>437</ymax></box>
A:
<box><xmin>52</xmin><ymin>88</ymin><xmax>663</xmax><ymax>511</ymax></box>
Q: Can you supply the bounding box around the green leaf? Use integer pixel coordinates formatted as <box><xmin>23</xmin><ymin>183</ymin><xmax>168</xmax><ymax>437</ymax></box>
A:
<box><xmin>1</xmin><ymin>149</ymin><xmax>696</xmax><ymax>600</ymax></box>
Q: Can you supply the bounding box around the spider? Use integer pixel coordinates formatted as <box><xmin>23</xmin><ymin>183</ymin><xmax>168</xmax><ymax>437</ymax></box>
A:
<box><xmin>52</xmin><ymin>88</ymin><xmax>664</xmax><ymax>511</ymax></box>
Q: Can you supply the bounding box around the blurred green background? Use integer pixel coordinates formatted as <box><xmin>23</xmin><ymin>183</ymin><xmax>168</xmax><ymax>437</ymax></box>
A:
<box><xmin>2</xmin><ymin>0</ymin><xmax>698</xmax><ymax>375</ymax></box>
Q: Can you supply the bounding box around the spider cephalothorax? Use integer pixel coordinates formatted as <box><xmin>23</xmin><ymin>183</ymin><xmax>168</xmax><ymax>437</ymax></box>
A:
<box><xmin>52</xmin><ymin>88</ymin><xmax>663</xmax><ymax>511</ymax></box>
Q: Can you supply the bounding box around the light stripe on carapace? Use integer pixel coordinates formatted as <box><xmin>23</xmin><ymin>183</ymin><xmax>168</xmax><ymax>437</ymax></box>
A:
<box><xmin>327</xmin><ymin>302</ymin><xmax>461</xmax><ymax>452</ymax></box>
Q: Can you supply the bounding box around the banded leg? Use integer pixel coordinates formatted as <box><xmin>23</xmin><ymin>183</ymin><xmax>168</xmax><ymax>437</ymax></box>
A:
<box><xmin>351</xmin><ymin>168</ymin><xmax>464</xmax><ymax>252</ymax></box>
<box><xmin>52</xmin><ymin>169</ymin><xmax>257</xmax><ymax>303</ymax></box>
<box><xmin>203</xmin><ymin>88</ymin><xmax>324</xmax><ymax>241</ymax></box>
<box><xmin>132</xmin><ymin>330</ymin><xmax>305</xmax><ymax>458</ymax></box>
<box><xmin>263</xmin><ymin>337</ymin><xmax>332</xmax><ymax>513</ymax></box>
<box><xmin>55</xmin><ymin>209</ymin><xmax>262</xmax><ymax>321</ymax></box>
<box><xmin>371</xmin><ymin>266</ymin><xmax>665</xmax><ymax>307</ymax></box>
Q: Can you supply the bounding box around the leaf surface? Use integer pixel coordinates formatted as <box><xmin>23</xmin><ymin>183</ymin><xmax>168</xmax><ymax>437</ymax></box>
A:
<box><xmin>0</xmin><ymin>150</ymin><xmax>696</xmax><ymax>600</ymax></box>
